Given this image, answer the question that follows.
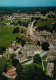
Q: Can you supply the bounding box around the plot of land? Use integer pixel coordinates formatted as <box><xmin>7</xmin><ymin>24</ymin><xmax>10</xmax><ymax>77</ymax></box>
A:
<box><xmin>0</xmin><ymin>26</ymin><xmax>21</xmax><ymax>48</ymax></box>
<box><xmin>36</xmin><ymin>20</ymin><xmax>53</xmax><ymax>29</ymax></box>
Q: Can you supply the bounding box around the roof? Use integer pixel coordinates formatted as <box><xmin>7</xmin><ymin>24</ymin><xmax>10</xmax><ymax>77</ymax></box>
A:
<box><xmin>6</xmin><ymin>66</ymin><xmax>16</xmax><ymax>76</ymax></box>
<box><xmin>52</xmin><ymin>21</ymin><xmax>56</xmax><ymax>24</ymax></box>
<box><xmin>6</xmin><ymin>70</ymin><xmax>16</xmax><ymax>76</ymax></box>
<box><xmin>9</xmin><ymin>46</ymin><xmax>18</xmax><ymax>50</ymax></box>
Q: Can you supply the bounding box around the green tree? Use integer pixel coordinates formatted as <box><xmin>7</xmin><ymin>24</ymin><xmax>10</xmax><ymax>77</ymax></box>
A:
<box><xmin>15</xmin><ymin>64</ymin><xmax>51</xmax><ymax>80</ymax></box>
<box><xmin>37</xmin><ymin>41</ymin><xmax>40</xmax><ymax>46</ymax></box>
<box><xmin>33</xmin><ymin>54</ymin><xmax>41</xmax><ymax>64</ymax></box>
<box><xmin>3</xmin><ymin>63</ymin><xmax>8</xmax><ymax>72</ymax></box>
<box><xmin>21</xmin><ymin>40</ymin><xmax>26</xmax><ymax>47</ymax></box>
<box><xmin>18</xmin><ymin>52</ymin><xmax>22</xmax><ymax>55</ymax></box>
<box><xmin>12</xmin><ymin>27</ymin><xmax>19</xmax><ymax>33</ymax></box>
<box><xmin>10</xmin><ymin>54</ymin><xmax>16</xmax><ymax>59</ymax></box>
<box><xmin>0</xmin><ymin>47</ymin><xmax>6</xmax><ymax>54</ymax></box>
<box><xmin>16</xmin><ymin>37</ymin><xmax>21</xmax><ymax>42</ymax></box>
<box><xmin>12</xmin><ymin>59</ymin><xmax>19</xmax><ymax>67</ymax></box>
<box><xmin>15</xmin><ymin>64</ymin><xmax>23</xmax><ymax>80</ymax></box>
<box><xmin>41</xmin><ymin>42</ymin><xmax>50</xmax><ymax>51</ymax></box>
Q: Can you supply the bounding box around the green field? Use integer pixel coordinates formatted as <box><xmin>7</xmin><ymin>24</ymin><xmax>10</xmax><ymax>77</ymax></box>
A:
<box><xmin>0</xmin><ymin>26</ymin><xmax>22</xmax><ymax>48</ymax></box>
<box><xmin>36</xmin><ymin>20</ymin><xmax>53</xmax><ymax>29</ymax></box>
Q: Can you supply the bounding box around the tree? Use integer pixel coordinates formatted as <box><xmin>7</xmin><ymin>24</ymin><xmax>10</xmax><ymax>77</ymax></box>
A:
<box><xmin>18</xmin><ymin>52</ymin><xmax>22</xmax><ymax>55</ymax></box>
<box><xmin>15</xmin><ymin>64</ymin><xmax>23</xmax><ymax>80</ymax></box>
<box><xmin>37</xmin><ymin>41</ymin><xmax>40</xmax><ymax>46</ymax></box>
<box><xmin>16</xmin><ymin>37</ymin><xmax>21</xmax><ymax>42</ymax></box>
<box><xmin>35</xmin><ymin>27</ymin><xmax>38</xmax><ymax>31</ymax></box>
<box><xmin>41</xmin><ymin>42</ymin><xmax>50</xmax><ymax>51</ymax></box>
<box><xmin>21</xmin><ymin>40</ymin><xmax>26</xmax><ymax>47</ymax></box>
<box><xmin>12</xmin><ymin>27</ymin><xmax>19</xmax><ymax>33</ymax></box>
<box><xmin>12</xmin><ymin>59</ymin><xmax>19</xmax><ymax>67</ymax></box>
<box><xmin>3</xmin><ymin>63</ymin><xmax>8</xmax><ymax>72</ymax></box>
<box><xmin>15</xmin><ymin>64</ymin><xmax>51</xmax><ymax>80</ymax></box>
<box><xmin>33</xmin><ymin>54</ymin><xmax>41</xmax><ymax>64</ymax></box>
<box><xmin>0</xmin><ymin>47</ymin><xmax>6</xmax><ymax>54</ymax></box>
<box><xmin>10</xmin><ymin>54</ymin><xmax>16</xmax><ymax>59</ymax></box>
<box><xmin>0</xmin><ymin>75</ymin><xmax>8</xmax><ymax>80</ymax></box>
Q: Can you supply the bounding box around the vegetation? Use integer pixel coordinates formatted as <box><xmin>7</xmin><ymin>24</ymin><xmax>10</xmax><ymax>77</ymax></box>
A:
<box><xmin>10</xmin><ymin>54</ymin><xmax>16</xmax><ymax>59</ymax></box>
<box><xmin>35</xmin><ymin>20</ymin><xmax>53</xmax><ymax>29</ymax></box>
<box><xmin>27</xmin><ymin>56</ymin><xmax>32</xmax><ymax>59</ymax></box>
<box><xmin>37</xmin><ymin>41</ymin><xmax>40</xmax><ymax>46</ymax></box>
<box><xmin>18</xmin><ymin>52</ymin><xmax>22</xmax><ymax>55</ymax></box>
<box><xmin>0</xmin><ymin>58</ymin><xmax>12</xmax><ymax>73</ymax></box>
<box><xmin>12</xmin><ymin>27</ymin><xmax>19</xmax><ymax>33</ymax></box>
<box><xmin>0</xmin><ymin>46</ymin><xmax>6</xmax><ymax>54</ymax></box>
<box><xmin>12</xmin><ymin>59</ymin><xmax>19</xmax><ymax>67</ymax></box>
<box><xmin>41</xmin><ymin>42</ymin><xmax>50</xmax><ymax>51</ymax></box>
<box><xmin>21</xmin><ymin>40</ymin><xmax>26</xmax><ymax>47</ymax></box>
<box><xmin>33</xmin><ymin>54</ymin><xmax>41</xmax><ymax>64</ymax></box>
<box><xmin>0</xmin><ymin>26</ymin><xmax>21</xmax><ymax>48</ymax></box>
<box><xmin>15</xmin><ymin>63</ymin><xmax>52</xmax><ymax>80</ymax></box>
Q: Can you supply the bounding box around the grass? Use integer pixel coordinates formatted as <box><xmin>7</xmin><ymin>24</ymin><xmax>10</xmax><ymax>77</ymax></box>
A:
<box><xmin>42</xmin><ymin>54</ymin><xmax>47</xmax><ymax>60</ymax></box>
<box><xmin>43</xmin><ymin>61</ymin><xmax>47</xmax><ymax>72</ymax></box>
<box><xmin>0</xmin><ymin>26</ymin><xmax>22</xmax><ymax>48</ymax></box>
<box><xmin>12</xmin><ymin>18</ymin><xmax>31</xmax><ymax>23</ymax></box>
<box><xmin>36</xmin><ymin>20</ymin><xmax>53</xmax><ymax>29</ymax></box>
<box><xmin>19</xmin><ymin>18</ymin><xmax>31</xmax><ymax>22</ymax></box>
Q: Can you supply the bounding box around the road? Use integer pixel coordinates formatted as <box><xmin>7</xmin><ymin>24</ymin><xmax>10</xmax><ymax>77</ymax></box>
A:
<box><xmin>27</xmin><ymin>20</ymin><xmax>35</xmax><ymax>37</ymax></box>
<box><xmin>23</xmin><ymin>59</ymin><xmax>33</xmax><ymax>65</ymax></box>
<box><xmin>29</xmin><ymin>21</ymin><xmax>34</xmax><ymax>36</ymax></box>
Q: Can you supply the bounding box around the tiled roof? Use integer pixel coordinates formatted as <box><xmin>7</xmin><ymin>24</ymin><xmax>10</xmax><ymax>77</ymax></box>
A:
<box><xmin>6</xmin><ymin>70</ymin><xmax>16</xmax><ymax>76</ymax></box>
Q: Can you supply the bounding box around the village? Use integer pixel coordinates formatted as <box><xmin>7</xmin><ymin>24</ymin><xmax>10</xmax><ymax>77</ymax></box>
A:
<box><xmin>0</xmin><ymin>9</ymin><xmax>56</xmax><ymax>80</ymax></box>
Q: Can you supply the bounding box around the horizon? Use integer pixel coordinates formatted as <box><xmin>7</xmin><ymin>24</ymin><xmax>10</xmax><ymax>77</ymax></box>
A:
<box><xmin>0</xmin><ymin>6</ymin><xmax>56</xmax><ymax>8</ymax></box>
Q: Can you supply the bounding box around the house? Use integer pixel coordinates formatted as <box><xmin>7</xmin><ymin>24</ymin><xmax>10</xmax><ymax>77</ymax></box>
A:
<box><xmin>18</xmin><ymin>44</ymin><xmax>41</xmax><ymax>62</ymax></box>
<box><xmin>8</xmin><ymin>46</ymin><xmax>18</xmax><ymax>52</ymax></box>
<box><xmin>12</xmin><ymin>41</ymin><xmax>16</xmax><ymax>46</ymax></box>
<box><xmin>0</xmin><ymin>55</ymin><xmax>2</xmax><ymax>59</ymax></box>
<box><xmin>4</xmin><ymin>66</ymin><xmax>16</xmax><ymax>79</ymax></box>
<box><xmin>47</xmin><ymin>62</ymin><xmax>54</xmax><ymax>77</ymax></box>
<box><xmin>52</xmin><ymin>21</ymin><xmax>56</xmax><ymax>32</ymax></box>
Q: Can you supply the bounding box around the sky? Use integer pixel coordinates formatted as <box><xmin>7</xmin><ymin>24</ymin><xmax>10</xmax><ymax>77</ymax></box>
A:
<box><xmin>0</xmin><ymin>0</ymin><xmax>56</xmax><ymax>7</ymax></box>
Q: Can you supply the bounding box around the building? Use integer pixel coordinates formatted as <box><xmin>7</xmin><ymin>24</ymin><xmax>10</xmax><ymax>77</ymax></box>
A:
<box><xmin>4</xmin><ymin>66</ymin><xmax>16</xmax><ymax>79</ymax></box>
<box><xmin>52</xmin><ymin>21</ymin><xmax>56</xmax><ymax>33</ymax></box>
<box><xmin>47</xmin><ymin>62</ymin><xmax>54</xmax><ymax>77</ymax></box>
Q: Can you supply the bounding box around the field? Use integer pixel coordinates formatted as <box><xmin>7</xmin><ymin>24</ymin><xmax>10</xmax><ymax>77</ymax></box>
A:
<box><xmin>0</xmin><ymin>26</ymin><xmax>22</xmax><ymax>48</ymax></box>
<box><xmin>35</xmin><ymin>20</ymin><xmax>54</xmax><ymax>29</ymax></box>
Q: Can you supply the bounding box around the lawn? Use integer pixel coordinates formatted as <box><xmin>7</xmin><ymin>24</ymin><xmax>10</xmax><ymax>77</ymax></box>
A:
<box><xmin>0</xmin><ymin>26</ymin><xmax>22</xmax><ymax>48</ymax></box>
<box><xmin>36</xmin><ymin>20</ymin><xmax>53</xmax><ymax>29</ymax></box>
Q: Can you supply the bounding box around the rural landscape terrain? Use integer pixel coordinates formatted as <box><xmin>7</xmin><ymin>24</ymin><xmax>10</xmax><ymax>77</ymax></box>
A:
<box><xmin>0</xmin><ymin>7</ymin><xmax>56</xmax><ymax>80</ymax></box>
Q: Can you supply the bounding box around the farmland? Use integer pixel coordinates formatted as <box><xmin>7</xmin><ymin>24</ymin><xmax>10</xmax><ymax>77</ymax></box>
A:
<box><xmin>0</xmin><ymin>26</ymin><xmax>22</xmax><ymax>48</ymax></box>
